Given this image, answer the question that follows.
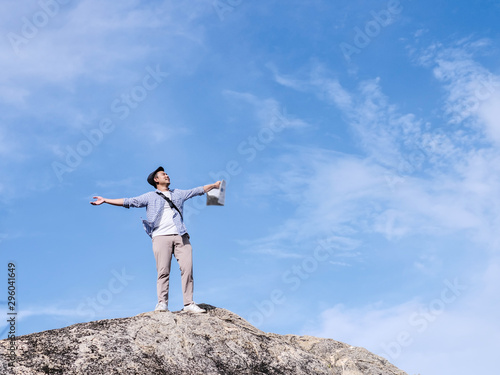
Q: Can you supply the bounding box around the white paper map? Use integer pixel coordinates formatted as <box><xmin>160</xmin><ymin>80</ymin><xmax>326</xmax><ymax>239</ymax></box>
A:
<box><xmin>206</xmin><ymin>179</ymin><xmax>226</xmax><ymax>206</ymax></box>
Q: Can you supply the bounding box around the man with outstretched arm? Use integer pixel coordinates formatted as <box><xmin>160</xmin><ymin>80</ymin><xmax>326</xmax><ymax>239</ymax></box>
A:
<box><xmin>91</xmin><ymin>166</ymin><xmax>221</xmax><ymax>314</ymax></box>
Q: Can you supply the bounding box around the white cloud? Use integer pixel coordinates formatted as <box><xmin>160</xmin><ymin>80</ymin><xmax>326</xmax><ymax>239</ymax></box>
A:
<box><xmin>270</xmin><ymin>63</ymin><xmax>353</xmax><ymax>110</ymax></box>
<box><xmin>417</xmin><ymin>39</ymin><xmax>500</xmax><ymax>145</ymax></box>
<box><xmin>0</xmin><ymin>0</ymin><xmax>211</xmax><ymax>105</ymax></box>
<box><xmin>239</xmin><ymin>150</ymin><xmax>383</xmax><ymax>262</ymax></box>
<box><xmin>304</xmin><ymin>264</ymin><xmax>500</xmax><ymax>375</ymax></box>
<box><xmin>241</xmin><ymin>143</ymin><xmax>497</xmax><ymax>257</ymax></box>
<box><xmin>132</xmin><ymin>122</ymin><xmax>192</xmax><ymax>144</ymax></box>
<box><xmin>223</xmin><ymin>90</ymin><xmax>310</xmax><ymax>130</ymax></box>
<box><xmin>262</xmin><ymin>53</ymin><xmax>500</xmax><ymax>251</ymax></box>
<box><xmin>478</xmin><ymin>92</ymin><xmax>500</xmax><ymax>143</ymax></box>
<box><xmin>272</xmin><ymin>64</ymin><xmax>437</xmax><ymax>176</ymax></box>
<box><xmin>0</xmin><ymin>0</ymin><xmax>215</xmax><ymax>198</ymax></box>
<box><xmin>257</xmin><ymin>42</ymin><xmax>500</xmax><ymax>375</ymax></box>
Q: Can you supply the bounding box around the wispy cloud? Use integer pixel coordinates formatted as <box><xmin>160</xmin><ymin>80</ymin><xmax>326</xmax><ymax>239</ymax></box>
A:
<box><xmin>239</xmin><ymin>149</ymin><xmax>382</xmax><ymax>262</ymax></box>
<box><xmin>255</xmin><ymin>41</ymin><xmax>500</xmax><ymax>374</ymax></box>
<box><xmin>0</xmin><ymin>1</ymin><xmax>217</xmax><ymax>201</ymax></box>
<box><xmin>263</xmin><ymin>49</ymin><xmax>500</xmax><ymax>247</ymax></box>
<box><xmin>0</xmin><ymin>0</ymin><xmax>211</xmax><ymax>106</ymax></box>
<box><xmin>131</xmin><ymin>122</ymin><xmax>192</xmax><ymax>145</ymax></box>
<box><xmin>272</xmin><ymin>63</ymin><xmax>463</xmax><ymax>177</ymax></box>
<box><xmin>416</xmin><ymin>39</ymin><xmax>500</xmax><ymax>143</ymax></box>
<box><xmin>223</xmin><ymin>90</ymin><xmax>310</xmax><ymax>130</ymax></box>
<box><xmin>240</xmin><ymin>143</ymin><xmax>493</xmax><ymax>259</ymax></box>
<box><xmin>304</xmin><ymin>262</ymin><xmax>500</xmax><ymax>375</ymax></box>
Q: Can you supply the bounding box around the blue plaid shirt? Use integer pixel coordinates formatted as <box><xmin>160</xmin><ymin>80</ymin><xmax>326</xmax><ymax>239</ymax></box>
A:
<box><xmin>123</xmin><ymin>186</ymin><xmax>205</xmax><ymax>237</ymax></box>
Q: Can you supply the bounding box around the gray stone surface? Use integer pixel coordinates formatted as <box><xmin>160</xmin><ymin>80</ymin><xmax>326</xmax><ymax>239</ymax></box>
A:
<box><xmin>0</xmin><ymin>304</ymin><xmax>408</xmax><ymax>374</ymax></box>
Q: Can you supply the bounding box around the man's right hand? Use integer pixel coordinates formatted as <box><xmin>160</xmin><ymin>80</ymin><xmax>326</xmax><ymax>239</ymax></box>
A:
<box><xmin>90</xmin><ymin>196</ymin><xmax>105</xmax><ymax>205</ymax></box>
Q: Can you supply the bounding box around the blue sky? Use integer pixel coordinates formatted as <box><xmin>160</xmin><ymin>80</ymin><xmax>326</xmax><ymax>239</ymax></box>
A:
<box><xmin>1</xmin><ymin>1</ymin><xmax>500</xmax><ymax>374</ymax></box>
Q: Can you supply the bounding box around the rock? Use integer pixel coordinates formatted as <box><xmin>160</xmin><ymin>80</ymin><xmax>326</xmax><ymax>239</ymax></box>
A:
<box><xmin>0</xmin><ymin>304</ymin><xmax>408</xmax><ymax>374</ymax></box>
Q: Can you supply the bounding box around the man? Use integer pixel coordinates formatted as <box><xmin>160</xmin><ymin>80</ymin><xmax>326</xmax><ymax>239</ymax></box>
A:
<box><xmin>91</xmin><ymin>166</ymin><xmax>221</xmax><ymax>314</ymax></box>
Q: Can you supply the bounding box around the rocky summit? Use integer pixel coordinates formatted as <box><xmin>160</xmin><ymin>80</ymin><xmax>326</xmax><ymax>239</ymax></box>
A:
<box><xmin>0</xmin><ymin>304</ymin><xmax>408</xmax><ymax>375</ymax></box>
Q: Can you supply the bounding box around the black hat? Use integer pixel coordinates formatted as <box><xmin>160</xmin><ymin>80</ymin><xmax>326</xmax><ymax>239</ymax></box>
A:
<box><xmin>147</xmin><ymin>166</ymin><xmax>164</xmax><ymax>187</ymax></box>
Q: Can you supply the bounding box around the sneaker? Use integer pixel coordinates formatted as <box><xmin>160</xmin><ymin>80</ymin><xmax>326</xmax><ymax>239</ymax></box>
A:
<box><xmin>182</xmin><ymin>303</ymin><xmax>206</xmax><ymax>314</ymax></box>
<box><xmin>154</xmin><ymin>302</ymin><xmax>168</xmax><ymax>312</ymax></box>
